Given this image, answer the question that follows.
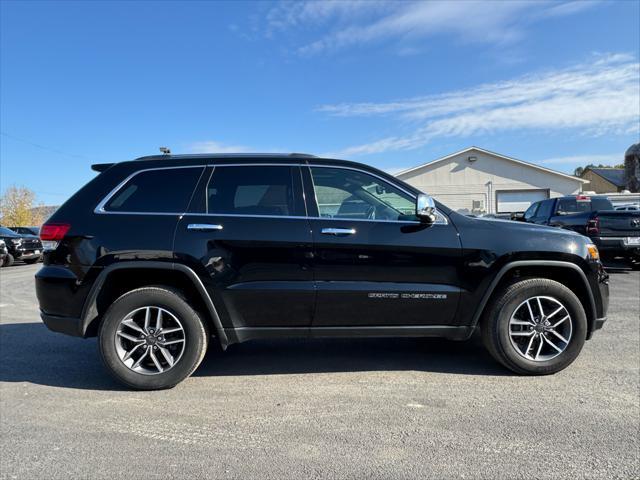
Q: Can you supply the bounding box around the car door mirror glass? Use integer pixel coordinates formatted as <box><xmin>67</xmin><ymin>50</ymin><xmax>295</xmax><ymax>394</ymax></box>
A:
<box><xmin>416</xmin><ymin>194</ymin><xmax>436</xmax><ymax>223</ymax></box>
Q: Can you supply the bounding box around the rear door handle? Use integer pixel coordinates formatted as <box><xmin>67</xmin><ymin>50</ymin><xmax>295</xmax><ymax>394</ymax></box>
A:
<box><xmin>187</xmin><ymin>223</ymin><xmax>223</xmax><ymax>231</ymax></box>
<box><xmin>321</xmin><ymin>227</ymin><xmax>356</xmax><ymax>236</ymax></box>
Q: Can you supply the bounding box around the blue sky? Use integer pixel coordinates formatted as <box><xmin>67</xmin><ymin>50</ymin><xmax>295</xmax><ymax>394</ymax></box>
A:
<box><xmin>1</xmin><ymin>0</ymin><xmax>639</xmax><ymax>205</ymax></box>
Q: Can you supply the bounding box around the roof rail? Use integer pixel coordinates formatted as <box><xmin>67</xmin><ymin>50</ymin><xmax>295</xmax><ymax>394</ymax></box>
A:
<box><xmin>289</xmin><ymin>153</ymin><xmax>317</xmax><ymax>158</ymax></box>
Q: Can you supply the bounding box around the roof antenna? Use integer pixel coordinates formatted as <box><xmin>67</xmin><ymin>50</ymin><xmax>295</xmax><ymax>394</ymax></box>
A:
<box><xmin>159</xmin><ymin>146</ymin><xmax>171</xmax><ymax>155</ymax></box>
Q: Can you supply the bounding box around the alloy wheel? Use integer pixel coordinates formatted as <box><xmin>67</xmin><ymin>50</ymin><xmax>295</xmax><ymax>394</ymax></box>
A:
<box><xmin>114</xmin><ymin>306</ymin><xmax>186</xmax><ymax>375</ymax></box>
<box><xmin>508</xmin><ymin>296</ymin><xmax>572</xmax><ymax>361</ymax></box>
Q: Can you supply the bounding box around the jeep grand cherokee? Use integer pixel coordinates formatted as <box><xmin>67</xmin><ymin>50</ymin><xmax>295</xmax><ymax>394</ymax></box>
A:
<box><xmin>36</xmin><ymin>153</ymin><xmax>609</xmax><ymax>389</ymax></box>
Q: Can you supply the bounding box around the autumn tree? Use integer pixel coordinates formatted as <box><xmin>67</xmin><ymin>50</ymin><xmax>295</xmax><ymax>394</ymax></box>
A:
<box><xmin>0</xmin><ymin>185</ymin><xmax>43</xmax><ymax>226</ymax></box>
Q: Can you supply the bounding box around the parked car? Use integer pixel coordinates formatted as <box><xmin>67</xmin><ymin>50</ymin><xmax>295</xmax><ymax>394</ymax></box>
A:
<box><xmin>0</xmin><ymin>226</ymin><xmax>43</xmax><ymax>266</ymax></box>
<box><xmin>36</xmin><ymin>153</ymin><xmax>609</xmax><ymax>389</ymax></box>
<box><xmin>10</xmin><ymin>226</ymin><xmax>40</xmax><ymax>236</ymax></box>
<box><xmin>0</xmin><ymin>239</ymin><xmax>8</xmax><ymax>266</ymax></box>
<box><xmin>521</xmin><ymin>195</ymin><xmax>640</xmax><ymax>267</ymax></box>
<box><xmin>614</xmin><ymin>204</ymin><xmax>640</xmax><ymax>211</ymax></box>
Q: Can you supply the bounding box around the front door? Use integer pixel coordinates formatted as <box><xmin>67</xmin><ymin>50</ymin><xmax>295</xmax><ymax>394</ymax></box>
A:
<box><xmin>174</xmin><ymin>164</ymin><xmax>314</xmax><ymax>333</ymax></box>
<box><xmin>303</xmin><ymin>165</ymin><xmax>462</xmax><ymax>328</ymax></box>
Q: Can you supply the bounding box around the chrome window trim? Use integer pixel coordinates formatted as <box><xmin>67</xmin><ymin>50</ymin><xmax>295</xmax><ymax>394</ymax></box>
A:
<box><xmin>186</xmin><ymin>213</ymin><xmax>422</xmax><ymax>224</ymax></box>
<box><xmin>94</xmin><ymin>163</ymin><xmax>448</xmax><ymax>225</ymax></box>
<box><xmin>94</xmin><ymin>165</ymin><xmax>205</xmax><ymax>215</ymax></box>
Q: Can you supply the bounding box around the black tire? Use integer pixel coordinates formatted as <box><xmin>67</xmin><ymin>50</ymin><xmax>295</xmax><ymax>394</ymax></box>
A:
<box><xmin>3</xmin><ymin>254</ymin><xmax>14</xmax><ymax>267</ymax></box>
<box><xmin>482</xmin><ymin>278</ymin><xmax>587</xmax><ymax>375</ymax></box>
<box><xmin>23</xmin><ymin>257</ymin><xmax>40</xmax><ymax>265</ymax></box>
<box><xmin>98</xmin><ymin>287</ymin><xmax>209</xmax><ymax>390</ymax></box>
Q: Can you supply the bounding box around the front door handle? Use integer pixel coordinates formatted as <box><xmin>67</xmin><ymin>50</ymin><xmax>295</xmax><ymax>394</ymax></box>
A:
<box><xmin>321</xmin><ymin>227</ymin><xmax>356</xmax><ymax>236</ymax></box>
<box><xmin>187</xmin><ymin>223</ymin><xmax>223</xmax><ymax>231</ymax></box>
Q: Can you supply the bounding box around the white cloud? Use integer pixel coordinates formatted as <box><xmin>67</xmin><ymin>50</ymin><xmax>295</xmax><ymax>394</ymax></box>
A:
<box><xmin>539</xmin><ymin>153</ymin><xmax>623</xmax><ymax>165</ymax></box>
<box><xmin>320</xmin><ymin>55</ymin><xmax>640</xmax><ymax>157</ymax></box>
<box><xmin>266</xmin><ymin>0</ymin><xmax>602</xmax><ymax>55</ymax></box>
<box><xmin>189</xmin><ymin>140</ymin><xmax>254</xmax><ymax>154</ymax></box>
<box><xmin>266</xmin><ymin>1</ymin><xmax>390</xmax><ymax>32</ymax></box>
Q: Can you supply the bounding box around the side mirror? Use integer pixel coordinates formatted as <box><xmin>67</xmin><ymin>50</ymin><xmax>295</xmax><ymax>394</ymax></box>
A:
<box><xmin>416</xmin><ymin>194</ymin><xmax>437</xmax><ymax>223</ymax></box>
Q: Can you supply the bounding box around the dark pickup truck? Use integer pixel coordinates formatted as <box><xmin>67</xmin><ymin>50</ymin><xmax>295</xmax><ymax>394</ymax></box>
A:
<box><xmin>522</xmin><ymin>195</ymin><xmax>640</xmax><ymax>266</ymax></box>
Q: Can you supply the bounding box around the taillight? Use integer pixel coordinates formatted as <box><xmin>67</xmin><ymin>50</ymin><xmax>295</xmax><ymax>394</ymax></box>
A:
<box><xmin>40</xmin><ymin>223</ymin><xmax>70</xmax><ymax>251</ymax></box>
<box><xmin>586</xmin><ymin>217</ymin><xmax>599</xmax><ymax>235</ymax></box>
<box><xmin>40</xmin><ymin>223</ymin><xmax>70</xmax><ymax>241</ymax></box>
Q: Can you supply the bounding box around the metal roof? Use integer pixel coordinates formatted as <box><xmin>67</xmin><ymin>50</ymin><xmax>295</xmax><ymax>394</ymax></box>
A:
<box><xmin>588</xmin><ymin>168</ymin><xmax>626</xmax><ymax>187</ymax></box>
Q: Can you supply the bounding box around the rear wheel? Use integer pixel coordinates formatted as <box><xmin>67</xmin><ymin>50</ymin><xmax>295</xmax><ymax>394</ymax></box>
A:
<box><xmin>482</xmin><ymin>278</ymin><xmax>587</xmax><ymax>375</ymax></box>
<box><xmin>99</xmin><ymin>287</ymin><xmax>208</xmax><ymax>390</ymax></box>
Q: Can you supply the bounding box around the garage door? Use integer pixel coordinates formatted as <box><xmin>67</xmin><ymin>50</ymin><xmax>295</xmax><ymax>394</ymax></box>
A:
<box><xmin>496</xmin><ymin>190</ymin><xmax>548</xmax><ymax>213</ymax></box>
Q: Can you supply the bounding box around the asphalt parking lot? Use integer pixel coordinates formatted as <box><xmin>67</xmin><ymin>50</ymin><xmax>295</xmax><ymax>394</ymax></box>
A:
<box><xmin>0</xmin><ymin>264</ymin><xmax>638</xmax><ymax>479</ymax></box>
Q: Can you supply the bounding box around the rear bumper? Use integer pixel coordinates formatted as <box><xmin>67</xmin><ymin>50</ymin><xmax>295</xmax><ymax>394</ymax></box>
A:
<box><xmin>40</xmin><ymin>312</ymin><xmax>84</xmax><ymax>337</ymax></box>
<box><xmin>35</xmin><ymin>265</ymin><xmax>91</xmax><ymax>320</ymax></box>
<box><xmin>593</xmin><ymin>236</ymin><xmax>640</xmax><ymax>255</ymax></box>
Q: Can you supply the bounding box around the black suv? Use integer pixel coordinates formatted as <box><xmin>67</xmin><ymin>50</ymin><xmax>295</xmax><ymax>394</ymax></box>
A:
<box><xmin>36</xmin><ymin>154</ymin><xmax>609</xmax><ymax>389</ymax></box>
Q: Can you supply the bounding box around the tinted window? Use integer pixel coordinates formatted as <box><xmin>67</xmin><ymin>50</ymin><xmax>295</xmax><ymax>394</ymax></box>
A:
<box><xmin>524</xmin><ymin>202</ymin><xmax>539</xmax><ymax>221</ymax></box>
<box><xmin>105</xmin><ymin>167</ymin><xmax>203</xmax><ymax>213</ymax></box>
<box><xmin>536</xmin><ymin>199</ymin><xmax>554</xmax><ymax>218</ymax></box>
<box><xmin>206</xmin><ymin>166</ymin><xmax>300</xmax><ymax>216</ymax></box>
<box><xmin>310</xmin><ymin>167</ymin><xmax>415</xmax><ymax>221</ymax></box>
<box><xmin>554</xmin><ymin>197</ymin><xmax>614</xmax><ymax>215</ymax></box>
<box><xmin>591</xmin><ymin>197</ymin><xmax>614</xmax><ymax>210</ymax></box>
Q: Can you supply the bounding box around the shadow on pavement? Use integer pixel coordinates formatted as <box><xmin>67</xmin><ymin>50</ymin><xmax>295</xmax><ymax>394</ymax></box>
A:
<box><xmin>196</xmin><ymin>335</ymin><xmax>510</xmax><ymax>378</ymax></box>
<box><xmin>0</xmin><ymin>322</ymin><xmax>510</xmax><ymax>390</ymax></box>
<box><xmin>0</xmin><ymin>322</ymin><xmax>121</xmax><ymax>391</ymax></box>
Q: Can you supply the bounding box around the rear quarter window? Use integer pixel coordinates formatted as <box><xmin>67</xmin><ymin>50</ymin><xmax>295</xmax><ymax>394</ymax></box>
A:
<box><xmin>591</xmin><ymin>198</ymin><xmax>614</xmax><ymax>210</ymax></box>
<box><xmin>103</xmin><ymin>167</ymin><xmax>204</xmax><ymax>213</ymax></box>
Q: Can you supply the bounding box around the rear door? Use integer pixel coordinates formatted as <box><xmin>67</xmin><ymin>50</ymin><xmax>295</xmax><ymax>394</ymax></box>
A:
<box><xmin>303</xmin><ymin>165</ymin><xmax>462</xmax><ymax>328</ymax></box>
<box><xmin>174</xmin><ymin>164</ymin><xmax>315</xmax><ymax>331</ymax></box>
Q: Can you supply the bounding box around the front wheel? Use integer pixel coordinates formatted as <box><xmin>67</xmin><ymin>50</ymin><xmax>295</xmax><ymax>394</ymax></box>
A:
<box><xmin>98</xmin><ymin>287</ymin><xmax>209</xmax><ymax>390</ymax></box>
<box><xmin>482</xmin><ymin>278</ymin><xmax>587</xmax><ymax>375</ymax></box>
<box><xmin>3</xmin><ymin>254</ymin><xmax>14</xmax><ymax>267</ymax></box>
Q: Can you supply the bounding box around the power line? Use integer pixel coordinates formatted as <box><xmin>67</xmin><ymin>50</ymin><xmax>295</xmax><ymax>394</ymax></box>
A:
<box><xmin>0</xmin><ymin>131</ymin><xmax>92</xmax><ymax>160</ymax></box>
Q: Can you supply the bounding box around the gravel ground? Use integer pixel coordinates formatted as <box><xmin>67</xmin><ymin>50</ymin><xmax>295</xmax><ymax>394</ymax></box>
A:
<box><xmin>0</xmin><ymin>263</ymin><xmax>638</xmax><ymax>479</ymax></box>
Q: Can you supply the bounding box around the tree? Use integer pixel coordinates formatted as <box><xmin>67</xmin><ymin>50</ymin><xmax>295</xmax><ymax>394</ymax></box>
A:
<box><xmin>0</xmin><ymin>185</ymin><xmax>44</xmax><ymax>226</ymax></box>
<box><xmin>574</xmin><ymin>163</ymin><xmax>625</xmax><ymax>177</ymax></box>
<box><xmin>624</xmin><ymin>143</ymin><xmax>639</xmax><ymax>193</ymax></box>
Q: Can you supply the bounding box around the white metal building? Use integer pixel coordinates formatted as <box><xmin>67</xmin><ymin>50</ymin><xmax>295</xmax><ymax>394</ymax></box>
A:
<box><xmin>395</xmin><ymin>147</ymin><xmax>588</xmax><ymax>214</ymax></box>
